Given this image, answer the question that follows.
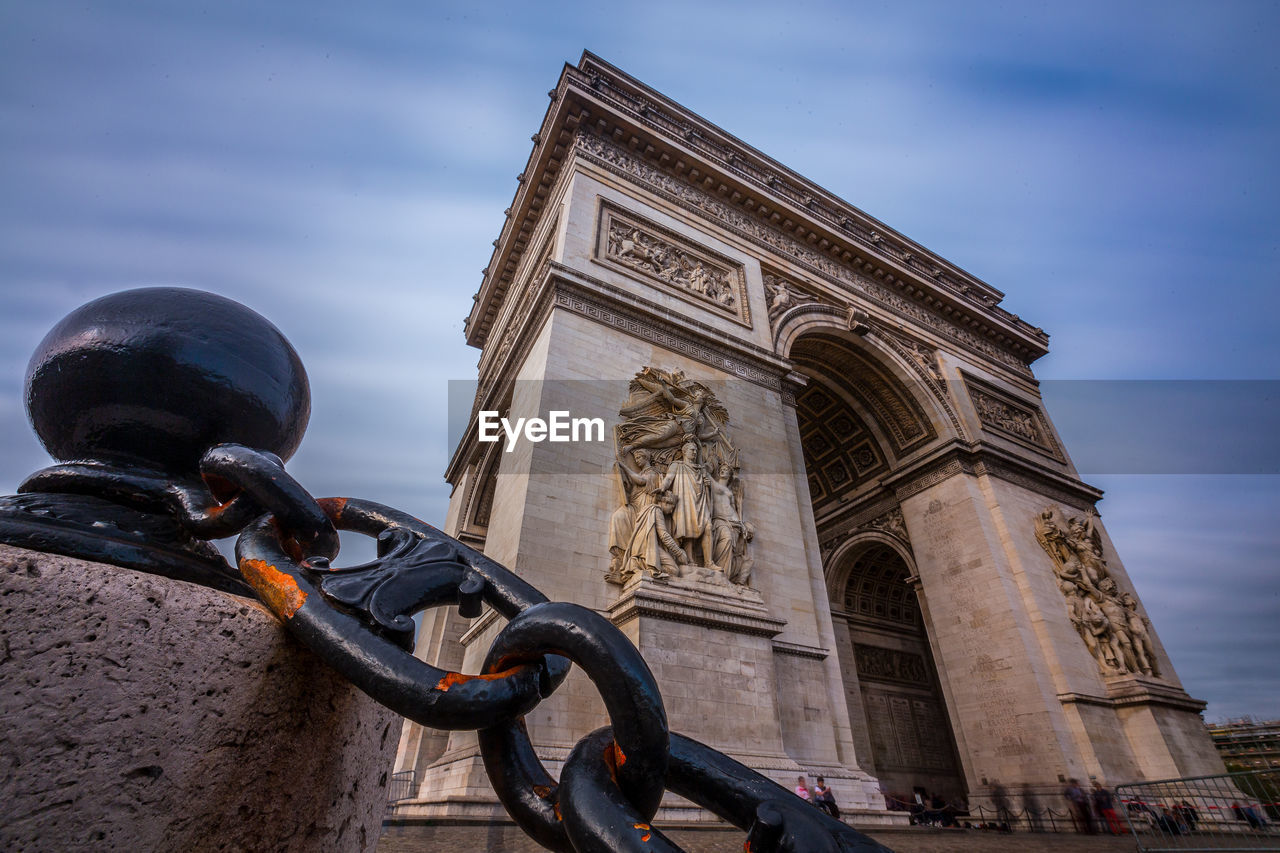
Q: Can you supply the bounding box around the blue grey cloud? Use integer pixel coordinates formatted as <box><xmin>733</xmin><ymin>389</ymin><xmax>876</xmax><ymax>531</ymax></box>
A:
<box><xmin>1</xmin><ymin>0</ymin><xmax>1276</xmax><ymax>724</ymax></box>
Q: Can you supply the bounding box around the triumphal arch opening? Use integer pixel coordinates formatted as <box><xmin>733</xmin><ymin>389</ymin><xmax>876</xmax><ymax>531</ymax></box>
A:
<box><xmin>392</xmin><ymin>53</ymin><xmax>1224</xmax><ymax>822</ymax></box>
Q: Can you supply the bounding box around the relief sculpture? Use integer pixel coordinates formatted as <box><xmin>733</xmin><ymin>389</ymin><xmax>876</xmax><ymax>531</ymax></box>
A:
<box><xmin>606</xmin><ymin>367</ymin><xmax>753</xmax><ymax>587</ymax></box>
<box><xmin>1035</xmin><ymin>506</ymin><xmax>1159</xmax><ymax>677</ymax></box>
<box><xmin>606</xmin><ymin>221</ymin><xmax>737</xmax><ymax>310</ymax></box>
<box><xmin>973</xmin><ymin>390</ymin><xmax>1039</xmax><ymax>442</ymax></box>
<box><xmin>764</xmin><ymin>273</ymin><xmax>821</xmax><ymax>328</ymax></box>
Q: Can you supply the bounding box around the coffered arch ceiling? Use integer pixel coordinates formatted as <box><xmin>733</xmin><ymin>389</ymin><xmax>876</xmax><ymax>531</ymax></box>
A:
<box><xmin>790</xmin><ymin>332</ymin><xmax>941</xmax><ymax>514</ymax></box>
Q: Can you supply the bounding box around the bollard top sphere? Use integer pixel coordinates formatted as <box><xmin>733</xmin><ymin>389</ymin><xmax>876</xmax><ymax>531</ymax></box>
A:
<box><xmin>25</xmin><ymin>287</ymin><xmax>310</xmax><ymax>475</ymax></box>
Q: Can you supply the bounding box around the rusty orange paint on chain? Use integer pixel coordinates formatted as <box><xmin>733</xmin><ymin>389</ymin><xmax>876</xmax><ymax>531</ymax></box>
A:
<box><xmin>317</xmin><ymin>496</ymin><xmax>348</xmax><ymax>521</ymax></box>
<box><xmin>434</xmin><ymin>669</ymin><xmax>518</xmax><ymax>692</ymax></box>
<box><xmin>241</xmin><ymin>559</ymin><xmax>307</xmax><ymax>618</ymax></box>
<box><xmin>204</xmin><ymin>498</ymin><xmax>234</xmax><ymax>517</ymax></box>
<box><xmin>602</xmin><ymin>739</ymin><xmax>628</xmax><ymax>784</ymax></box>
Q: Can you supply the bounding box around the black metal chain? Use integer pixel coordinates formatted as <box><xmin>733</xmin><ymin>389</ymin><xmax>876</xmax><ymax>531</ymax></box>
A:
<box><xmin>204</xmin><ymin>444</ymin><xmax>895</xmax><ymax>853</ymax></box>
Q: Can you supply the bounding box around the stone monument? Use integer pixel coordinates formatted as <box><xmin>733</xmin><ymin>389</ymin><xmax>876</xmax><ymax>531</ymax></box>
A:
<box><xmin>391</xmin><ymin>52</ymin><xmax>1225</xmax><ymax>822</ymax></box>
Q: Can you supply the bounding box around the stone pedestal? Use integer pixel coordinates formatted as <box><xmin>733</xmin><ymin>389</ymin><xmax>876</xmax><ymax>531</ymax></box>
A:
<box><xmin>608</xmin><ymin>570</ymin><xmax>790</xmax><ymax>759</ymax></box>
<box><xmin>0</xmin><ymin>544</ymin><xmax>400</xmax><ymax>853</ymax></box>
<box><xmin>608</xmin><ymin>571</ymin><xmax>889</xmax><ymax>822</ymax></box>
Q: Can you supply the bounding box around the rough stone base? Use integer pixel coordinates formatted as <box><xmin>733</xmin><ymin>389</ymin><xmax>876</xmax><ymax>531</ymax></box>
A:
<box><xmin>0</xmin><ymin>544</ymin><xmax>400</xmax><ymax>853</ymax></box>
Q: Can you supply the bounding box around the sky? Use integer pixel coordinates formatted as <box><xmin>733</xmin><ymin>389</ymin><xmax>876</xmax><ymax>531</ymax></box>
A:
<box><xmin>1</xmin><ymin>2</ymin><xmax>1277</xmax><ymax>722</ymax></box>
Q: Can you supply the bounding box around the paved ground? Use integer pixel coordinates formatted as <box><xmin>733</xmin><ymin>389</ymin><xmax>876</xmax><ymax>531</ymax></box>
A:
<box><xmin>378</xmin><ymin>822</ymin><xmax>1140</xmax><ymax>852</ymax></box>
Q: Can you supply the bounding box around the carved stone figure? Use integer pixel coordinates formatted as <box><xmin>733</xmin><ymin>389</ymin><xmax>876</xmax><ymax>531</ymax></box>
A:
<box><xmin>618</xmin><ymin>368</ymin><xmax>725</xmax><ymax>458</ymax></box>
<box><xmin>1067</xmin><ymin>513</ymin><xmax>1110</xmax><ymax>588</ymax></box>
<box><xmin>608</xmin><ymin>367</ymin><xmax>752</xmax><ymax>586</ymax></box>
<box><xmin>763</xmin><ymin>273</ymin><xmax>821</xmax><ymax>328</ymax></box>
<box><xmin>1034</xmin><ymin>508</ymin><xmax>1074</xmax><ymax>567</ymax></box>
<box><xmin>1096</xmin><ymin>580</ymin><xmax>1137</xmax><ymax>673</ymax></box>
<box><xmin>1120</xmin><ymin>592</ymin><xmax>1159</xmax><ymax>677</ymax></box>
<box><xmin>709</xmin><ymin>461</ymin><xmax>754</xmax><ymax>584</ymax></box>
<box><xmin>1059</xmin><ymin>581</ymin><xmax>1108</xmax><ymax>668</ymax></box>
<box><xmin>662</xmin><ymin>439</ymin><xmax>713</xmax><ymax>566</ymax></box>
<box><xmin>606</xmin><ymin>447</ymin><xmax>663</xmax><ymax>583</ymax></box>
<box><xmin>1037</xmin><ymin>505</ymin><xmax>1157</xmax><ymax>678</ymax></box>
<box><xmin>857</xmin><ymin>507</ymin><xmax>910</xmax><ymax>544</ymax></box>
<box><xmin>621</xmin><ymin>490</ymin><xmax>687</xmax><ymax>582</ymax></box>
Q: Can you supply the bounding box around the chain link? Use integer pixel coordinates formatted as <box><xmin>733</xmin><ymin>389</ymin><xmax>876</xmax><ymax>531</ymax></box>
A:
<box><xmin>206</xmin><ymin>444</ymin><xmax>893</xmax><ymax>853</ymax></box>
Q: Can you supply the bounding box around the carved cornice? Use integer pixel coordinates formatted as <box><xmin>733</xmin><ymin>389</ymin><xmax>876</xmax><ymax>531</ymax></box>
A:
<box><xmin>458</xmin><ymin>606</ymin><xmax>501</xmax><ymax>647</ymax></box>
<box><xmin>772</xmin><ymin>640</ymin><xmax>829</xmax><ymax>660</ymax></box>
<box><xmin>568</xmin><ymin>56</ymin><xmax>1030</xmax><ymax>320</ymax></box>
<box><xmin>607</xmin><ymin>576</ymin><xmax>786</xmax><ymax>638</ymax></box>
<box><xmin>1058</xmin><ymin>681</ymin><xmax>1205</xmax><ymax>714</ymax></box>
<box><xmin>549</xmin><ymin>267</ymin><xmax>790</xmax><ymax>390</ymax></box>
<box><xmin>886</xmin><ymin>442</ymin><xmax>1103</xmax><ymax>508</ymax></box>
<box><xmin>575</xmin><ymin>132</ymin><xmax>1037</xmax><ymax>378</ymax></box>
<box><xmin>467</xmin><ymin>51</ymin><xmax>1049</xmax><ymax>373</ymax></box>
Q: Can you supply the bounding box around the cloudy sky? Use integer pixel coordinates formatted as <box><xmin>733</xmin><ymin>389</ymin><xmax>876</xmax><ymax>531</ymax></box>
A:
<box><xmin>1</xmin><ymin>2</ymin><xmax>1276</xmax><ymax>721</ymax></box>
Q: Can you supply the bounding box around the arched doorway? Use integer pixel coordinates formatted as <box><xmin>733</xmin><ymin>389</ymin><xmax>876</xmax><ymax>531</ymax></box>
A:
<box><xmin>830</xmin><ymin>541</ymin><xmax>965</xmax><ymax>805</ymax></box>
<box><xmin>787</xmin><ymin>329</ymin><xmax>967</xmax><ymax>806</ymax></box>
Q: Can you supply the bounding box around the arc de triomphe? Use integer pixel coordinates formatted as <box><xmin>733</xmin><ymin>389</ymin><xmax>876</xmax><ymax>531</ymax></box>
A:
<box><xmin>391</xmin><ymin>53</ymin><xmax>1223</xmax><ymax>822</ymax></box>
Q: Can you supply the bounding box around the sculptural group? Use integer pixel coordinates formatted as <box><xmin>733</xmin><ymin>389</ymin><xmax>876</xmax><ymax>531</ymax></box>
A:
<box><xmin>606</xmin><ymin>367</ymin><xmax>753</xmax><ymax>586</ymax></box>
<box><xmin>1035</xmin><ymin>506</ymin><xmax>1158</xmax><ymax>677</ymax></box>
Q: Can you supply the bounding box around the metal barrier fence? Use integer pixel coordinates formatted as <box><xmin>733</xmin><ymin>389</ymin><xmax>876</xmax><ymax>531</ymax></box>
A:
<box><xmin>386</xmin><ymin>769</ymin><xmax>417</xmax><ymax>811</ymax></box>
<box><xmin>1117</xmin><ymin>769</ymin><xmax>1279</xmax><ymax>851</ymax></box>
<box><xmin>885</xmin><ymin>794</ymin><xmax>1084</xmax><ymax>833</ymax></box>
<box><xmin>966</xmin><ymin>804</ymin><xmax>1087</xmax><ymax>833</ymax></box>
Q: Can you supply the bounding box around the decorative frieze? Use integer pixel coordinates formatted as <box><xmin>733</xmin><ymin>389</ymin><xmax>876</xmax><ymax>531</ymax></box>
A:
<box><xmin>574</xmin><ymin>130</ymin><xmax>1034</xmax><ymax>376</ymax></box>
<box><xmin>596</xmin><ymin>203</ymin><xmax>749</xmax><ymax>325</ymax></box>
<box><xmin>854</xmin><ymin>644</ymin><xmax>930</xmax><ymax>686</ymax></box>
<box><xmin>963</xmin><ymin>374</ymin><xmax>1063</xmax><ymax>461</ymax></box>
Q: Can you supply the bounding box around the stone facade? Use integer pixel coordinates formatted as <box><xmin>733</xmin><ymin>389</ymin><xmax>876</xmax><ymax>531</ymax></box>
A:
<box><xmin>392</xmin><ymin>52</ymin><xmax>1224</xmax><ymax>821</ymax></box>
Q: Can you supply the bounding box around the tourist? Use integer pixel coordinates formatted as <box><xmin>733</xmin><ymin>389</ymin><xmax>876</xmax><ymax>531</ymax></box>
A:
<box><xmin>1234</xmin><ymin>802</ymin><xmax>1267</xmax><ymax>830</ymax></box>
<box><xmin>795</xmin><ymin>775</ymin><xmax>812</xmax><ymax>802</ymax></box>
<box><xmin>1063</xmin><ymin>778</ymin><xmax>1095</xmax><ymax>834</ymax></box>
<box><xmin>1022</xmin><ymin>784</ymin><xmax>1044</xmax><ymax>832</ymax></box>
<box><xmin>813</xmin><ymin>776</ymin><xmax>840</xmax><ymax>818</ymax></box>
<box><xmin>990</xmin><ymin>781</ymin><xmax>1012</xmax><ymax>828</ymax></box>
<box><xmin>1091</xmin><ymin>780</ymin><xmax>1123</xmax><ymax>835</ymax></box>
<box><xmin>1175</xmin><ymin>800</ymin><xmax>1199</xmax><ymax>831</ymax></box>
<box><xmin>930</xmin><ymin>791</ymin><xmax>956</xmax><ymax>827</ymax></box>
<box><xmin>1157</xmin><ymin>807</ymin><xmax>1184</xmax><ymax>835</ymax></box>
